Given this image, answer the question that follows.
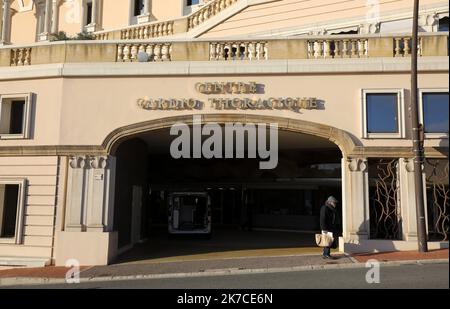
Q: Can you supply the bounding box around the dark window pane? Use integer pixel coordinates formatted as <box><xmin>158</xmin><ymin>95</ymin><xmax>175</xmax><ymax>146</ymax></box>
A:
<box><xmin>86</xmin><ymin>2</ymin><xmax>93</xmax><ymax>25</ymax></box>
<box><xmin>438</xmin><ymin>17</ymin><xmax>449</xmax><ymax>32</ymax></box>
<box><xmin>0</xmin><ymin>184</ymin><xmax>19</xmax><ymax>238</ymax></box>
<box><xmin>187</xmin><ymin>0</ymin><xmax>200</xmax><ymax>6</ymax></box>
<box><xmin>366</xmin><ymin>93</ymin><xmax>399</xmax><ymax>134</ymax></box>
<box><xmin>134</xmin><ymin>0</ymin><xmax>144</xmax><ymax>16</ymax></box>
<box><xmin>423</xmin><ymin>92</ymin><xmax>449</xmax><ymax>133</ymax></box>
<box><xmin>10</xmin><ymin>100</ymin><xmax>25</xmax><ymax>134</ymax></box>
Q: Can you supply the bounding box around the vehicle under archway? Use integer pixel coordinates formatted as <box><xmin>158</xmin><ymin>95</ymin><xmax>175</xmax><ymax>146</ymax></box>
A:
<box><xmin>111</xmin><ymin>125</ymin><xmax>343</xmax><ymax>263</ymax></box>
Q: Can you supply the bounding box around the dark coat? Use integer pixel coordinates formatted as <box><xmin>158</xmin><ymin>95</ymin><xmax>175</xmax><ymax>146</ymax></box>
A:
<box><xmin>320</xmin><ymin>204</ymin><xmax>339</xmax><ymax>232</ymax></box>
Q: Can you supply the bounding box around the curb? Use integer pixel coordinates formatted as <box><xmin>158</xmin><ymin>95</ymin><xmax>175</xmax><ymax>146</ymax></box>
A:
<box><xmin>0</xmin><ymin>258</ymin><xmax>447</xmax><ymax>287</ymax></box>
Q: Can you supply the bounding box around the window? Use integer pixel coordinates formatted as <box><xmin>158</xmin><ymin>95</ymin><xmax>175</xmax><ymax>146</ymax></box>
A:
<box><xmin>0</xmin><ymin>179</ymin><xmax>26</xmax><ymax>244</ymax></box>
<box><xmin>0</xmin><ymin>93</ymin><xmax>32</xmax><ymax>139</ymax></box>
<box><xmin>438</xmin><ymin>16</ymin><xmax>449</xmax><ymax>32</ymax></box>
<box><xmin>86</xmin><ymin>1</ymin><xmax>93</xmax><ymax>25</ymax></box>
<box><xmin>362</xmin><ymin>90</ymin><xmax>404</xmax><ymax>138</ymax></box>
<box><xmin>187</xmin><ymin>0</ymin><xmax>200</xmax><ymax>6</ymax></box>
<box><xmin>420</xmin><ymin>90</ymin><xmax>449</xmax><ymax>138</ymax></box>
<box><xmin>134</xmin><ymin>0</ymin><xmax>145</xmax><ymax>16</ymax></box>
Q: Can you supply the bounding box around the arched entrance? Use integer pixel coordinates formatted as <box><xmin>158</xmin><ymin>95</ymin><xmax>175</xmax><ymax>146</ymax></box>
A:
<box><xmin>107</xmin><ymin>114</ymin><xmax>352</xmax><ymax>263</ymax></box>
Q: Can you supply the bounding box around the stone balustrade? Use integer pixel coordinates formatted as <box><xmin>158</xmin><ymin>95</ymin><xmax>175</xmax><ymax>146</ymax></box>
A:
<box><xmin>188</xmin><ymin>0</ymin><xmax>239</xmax><ymax>31</ymax></box>
<box><xmin>210</xmin><ymin>41</ymin><xmax>268</xmax><ymax>60</ymax></box>
<box><xmin>307</xmin><ymin>39</ymin><xmax>369</xmax><ymax>59</ymax></box>
<box><xmin>120</xmin><ymin>21</ymin><xmax>175</xmax><ymax>40</ymax></box>
<box><xmin>93</xmin><ymin>20</ymin><xmax>176</xmax><ymax>41</ymax></box>
<box><xmin>394</xmin><ymin>37</ymin><xmax>423</xmax><ymax>57</ymax></box>
<box><xmin>0</xmin><ymin>33</ymin><xmax>447</xmax><ymax>67</ymax></box>
<box><xmin>92</xmin><ymin>0</ymin><xmax>241</xmax><ymax>41</ymax></box>
<box><xmin>10</xmin><ymin>47</ymin><xmax>32</xmax><ymax>66</ymax></box>
<box><xmin>93</xmin><ymin>32</ymin><xmax>110</xmax><ymax>40</ymax></box>
<box><xmin>117</xmin><ymin>43</ymin><xmax>172</xmax><ymax>62</ymax></box>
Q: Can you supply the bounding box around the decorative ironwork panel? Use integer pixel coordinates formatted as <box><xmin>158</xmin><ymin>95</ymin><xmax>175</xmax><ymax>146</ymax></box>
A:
<box><xmin>425</xmin><ymin>159</ymin><xmax>449</xmax><ymax>241</ymax></box>
<box><xmin>369</xmin><ymin>159</ymin><xmax>401</xmax><ymax>240</ymax></box>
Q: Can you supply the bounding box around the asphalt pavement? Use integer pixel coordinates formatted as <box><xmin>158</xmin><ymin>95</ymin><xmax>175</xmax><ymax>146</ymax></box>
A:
<box><xmin>10</xmin><ymin>262</ymin><xmax>449</xmax><ymax>289</ymax></box>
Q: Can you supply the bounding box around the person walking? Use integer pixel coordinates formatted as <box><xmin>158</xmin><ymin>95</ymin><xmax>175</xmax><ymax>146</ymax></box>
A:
<box><xmin>319</xmin><ymin>196</ymin><xmax>340</xmax><ymax>259</ymax></box>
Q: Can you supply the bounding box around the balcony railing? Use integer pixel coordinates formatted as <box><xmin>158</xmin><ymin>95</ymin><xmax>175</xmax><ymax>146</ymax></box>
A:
<box><xmin>92</xmin><ymin>0</ymin><xmax>241</xmax><ymax>40</ymax></box>
<box><xmin>1</xmin><ymin>33</ymin><xmax>447</xmax><ymax>67</ymax></box>
<box><xmin>188</xmin><ymin>0</ymin><xmax>239</xmax><ymax>31</ymax></box>
<box><xmin>93</xmin><ymin>20</ymin><xmax>176</xmax><ymax>40</ymax></box>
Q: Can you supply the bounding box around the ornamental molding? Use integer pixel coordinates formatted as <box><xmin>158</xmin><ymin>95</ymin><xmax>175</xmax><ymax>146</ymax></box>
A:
<box><xmin>69</xmin><ymin>155</ymin><xmax>109</xmax><ymax>169</ymax></box>
<box><xmin>347</xmin><ymin>158</ymin><xmax>368</xmax><ymax>172</ymax></box>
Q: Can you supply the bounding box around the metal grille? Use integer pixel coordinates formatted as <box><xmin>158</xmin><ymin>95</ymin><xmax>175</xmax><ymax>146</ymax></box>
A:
<box><xmin>425</xmin><ymin>159</ymin><xmax>449</xmax><ymax>241</ymax></box>
<box><xmin>369</xmin><ymin>159</ymin><xmax>401</xmax><ymax>240</ymax></box>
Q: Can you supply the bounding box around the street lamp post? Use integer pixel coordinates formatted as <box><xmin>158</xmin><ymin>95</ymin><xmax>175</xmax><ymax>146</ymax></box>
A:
<box><xmin>410</xmin><ymin>0</ymin><xmax>428</xmax><ymax>252</ymax></box>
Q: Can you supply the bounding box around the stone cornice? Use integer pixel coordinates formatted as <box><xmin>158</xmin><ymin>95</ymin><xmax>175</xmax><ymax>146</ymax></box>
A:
<box><xmin>0</xmin><ymin>57</ymin><xmax>448</xmax><ymax>81</ymax></box>
<box><xmin>0</xmin><ymin>145</ymin><xmax>447</xmax><ymax>159</ymax></box>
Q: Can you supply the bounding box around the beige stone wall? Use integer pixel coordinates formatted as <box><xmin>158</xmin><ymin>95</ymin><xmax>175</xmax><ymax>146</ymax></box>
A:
<box><xmin>10</xmin><ymin>1</ymin><xmax>37</xmax><ymax>45</ymax></box>
<box><xmin>0</xmin><ymin>156</ymin><xmax>59</xmax><ymax>262</ymax></box>
<box><xmin>58</xmin><ymin>0</ymin><xmax>82</xmax><ymax>36</ymax></box>
<box><xmin>0</xmin><ymin>71</ymin><xmax>446</xmax><ymax>151</ymax></box>
<box><xmin>0</xmin><ymin>78</ymin><xmax>63</xmax><ymax>146</ymax></box>
<box><xmin>55</xmin><ymin>73</ymin><xmax>449</xmax><ymax>149</ymax></box>
<box><xmin>152</xmin><ymin>0</ymin><xmax>184</xmax><ymax>21</ymax></box>
<box><xmin>0</xmin><ymin>74</ymin><xmax>448</xmax><ymax>147</ymax></box>
<box><xmin>200</xmin><ymin>0</ymin><xmax>447</xmax><ymax>38</ymax></box>
<box><xmin>101</xmin><ymin>0</ymin><xmax>129</xmax><ymax>31</ymax></box>
<box><xmin>0</xmin><ymin>74</ymin><xmax>448</xmax><ymax>150</ymax></box>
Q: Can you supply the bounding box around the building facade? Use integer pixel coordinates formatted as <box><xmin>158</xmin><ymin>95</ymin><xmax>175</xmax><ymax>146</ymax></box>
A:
<box><xmin>0</xmin><ymin>0</ymin><xmax>448</xmax><ymax>266</ymax></box>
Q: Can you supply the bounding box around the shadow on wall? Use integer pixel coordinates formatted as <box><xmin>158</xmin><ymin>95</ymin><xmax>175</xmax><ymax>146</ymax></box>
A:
<box><xmin>343</xmin><ymin>217</ymin><xmax>450</xmax><ymax>254</ymax></box>
<box><xmin>342</xmin><ymin>219</ymin><xmax>397</xmax><ymax>254</ymax></box>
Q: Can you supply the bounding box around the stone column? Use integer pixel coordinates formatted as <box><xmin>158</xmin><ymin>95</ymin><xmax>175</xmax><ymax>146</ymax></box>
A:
<box><xmin>51</xmin><ymin>0</ymin><xmax>59</xmax><ymax>34</ymax></box>
<box><xmin>65</xmin><ymin>155</ymin><xmax>116</xmax><ymax>232</ymax></box>
<box><xmin>65</xmin><ymin>156</ymin><xmax>88</xmax><ymax>231</ymax></box>
<box><xmin>55</xmin><ymin>155</ymin><xmax>118</xmax><ymax>266</ymax></box>
<box><xmin>341</xmin><ymin>158</ymin><xmax>370</xmax><ymax>240</ymax></box>
<box><xmin>0</xmin><ymin>0</ymin><xmax>11</xmax><ymax>45</ymax></box>
<box><xmin>398</xmin><ymin>158</ymin><xmax>427</xmax><ymax>241</ymax></box>
<box><xmin>85</xmin><ymin>0</ymin><xmax>102</xmax><ymax>32</ymax></box>
<box><xmin>86</xmin><ymin>156</ymin><xmax>116</xmax><ymax>232</ymax></box>
<box><xmin>38</xmin><ymin>0</ymin><xmax>52</xmax><ymax>41</ymax></box>
<box><xmin>137</xmin><ymin>0</ymin><xmax>152</xmax><ymax>24</ymax></box>
<box><xmin>92</xmin><ymin>0</ymin><xmax>98</xmax><ymax>24</ymax></box>
<box><xmin>44</xmin><ymin>0</ymin><xmax>52</xmax><ymax>33</ymax></box>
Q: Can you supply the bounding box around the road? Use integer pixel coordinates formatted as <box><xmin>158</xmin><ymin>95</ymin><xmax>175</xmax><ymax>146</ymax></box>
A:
<box><xmin>9</xmin><ymin>262</ymin><xmax>449</xmax><ymax>289</ymax></box>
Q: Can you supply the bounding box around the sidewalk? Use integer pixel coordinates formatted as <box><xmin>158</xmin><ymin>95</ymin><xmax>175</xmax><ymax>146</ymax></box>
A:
<box><xmin>0</xmin><ymin>249</ymin><xmax>447</xmax><ymax>287</ymax></box>
<box><xmin>351</xmin><ymin>248</ymin><xmax>449</xmax><ymax>263</ymax></box>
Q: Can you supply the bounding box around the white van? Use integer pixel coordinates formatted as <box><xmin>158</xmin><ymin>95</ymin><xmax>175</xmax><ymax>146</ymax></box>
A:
<box><xmin>168</xmin><ymin>192</ymin><xmax>212</xmax><ymax>235</ymax></box>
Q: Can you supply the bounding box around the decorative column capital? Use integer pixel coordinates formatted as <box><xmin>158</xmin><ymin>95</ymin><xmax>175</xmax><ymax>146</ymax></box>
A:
<box><xmin>359</xmin><ymin>22</ymin><xmax>380</xmax><ymax>34</ymax></box>
<box><xmin>403</xmin><ymin>158</ymin><xmax>425</xmax><ymax>173</ymax></box>
<box><xmin>404</xmin><ymin>158</ymin><xmax>415</xmax><ymax>173</ymax></box>
<box><xmin>419</xmin><ymin>13</ymin><xmax>439</xmax><ymax>32</ymax></box>
<box><xmin>347</xmin><ymin>158</ymin><xmax>368</xmax><ymax>172</ymax></box>
<box><xmin>69</xmin><ymin>155</ymin><xmax>110</xmax><ymax>169</ymax></box>
<box><xmin>89</xmin><ymin>156</ymin><xmax>109</xmax><ymax>169</ymax></box>
<box><xmin>69</xmin><ymin>155</ymin><xmax>87</xmax><ymax>169</ymax></box>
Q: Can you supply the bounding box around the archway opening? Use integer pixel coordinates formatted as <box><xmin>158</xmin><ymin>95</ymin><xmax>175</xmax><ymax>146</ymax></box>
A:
<box><xmin>111</xmin><ymin>124</ymin><xmax>343</xmax><ymax>263</ymax></box>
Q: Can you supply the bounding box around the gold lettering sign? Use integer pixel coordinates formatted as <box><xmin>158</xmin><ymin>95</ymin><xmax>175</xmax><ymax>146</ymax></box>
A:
<box><xmin>208</xmin><ymin>98</ymin><xmax>318</xmax><ymax>111</ymax></box>
<box><xmin>137</xmin><ymin>98</ymin><xmax>202</xmax><ymax>110</ymax></box>
<box><xmin>195</xmin><ymin>82</ymin><xmax>257</xmax><ymax>95</ymax></box>
<box><xmin>137</xmin><ymin>82</ymin><xmax>322</xmax><ymax>112</ymax></box>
